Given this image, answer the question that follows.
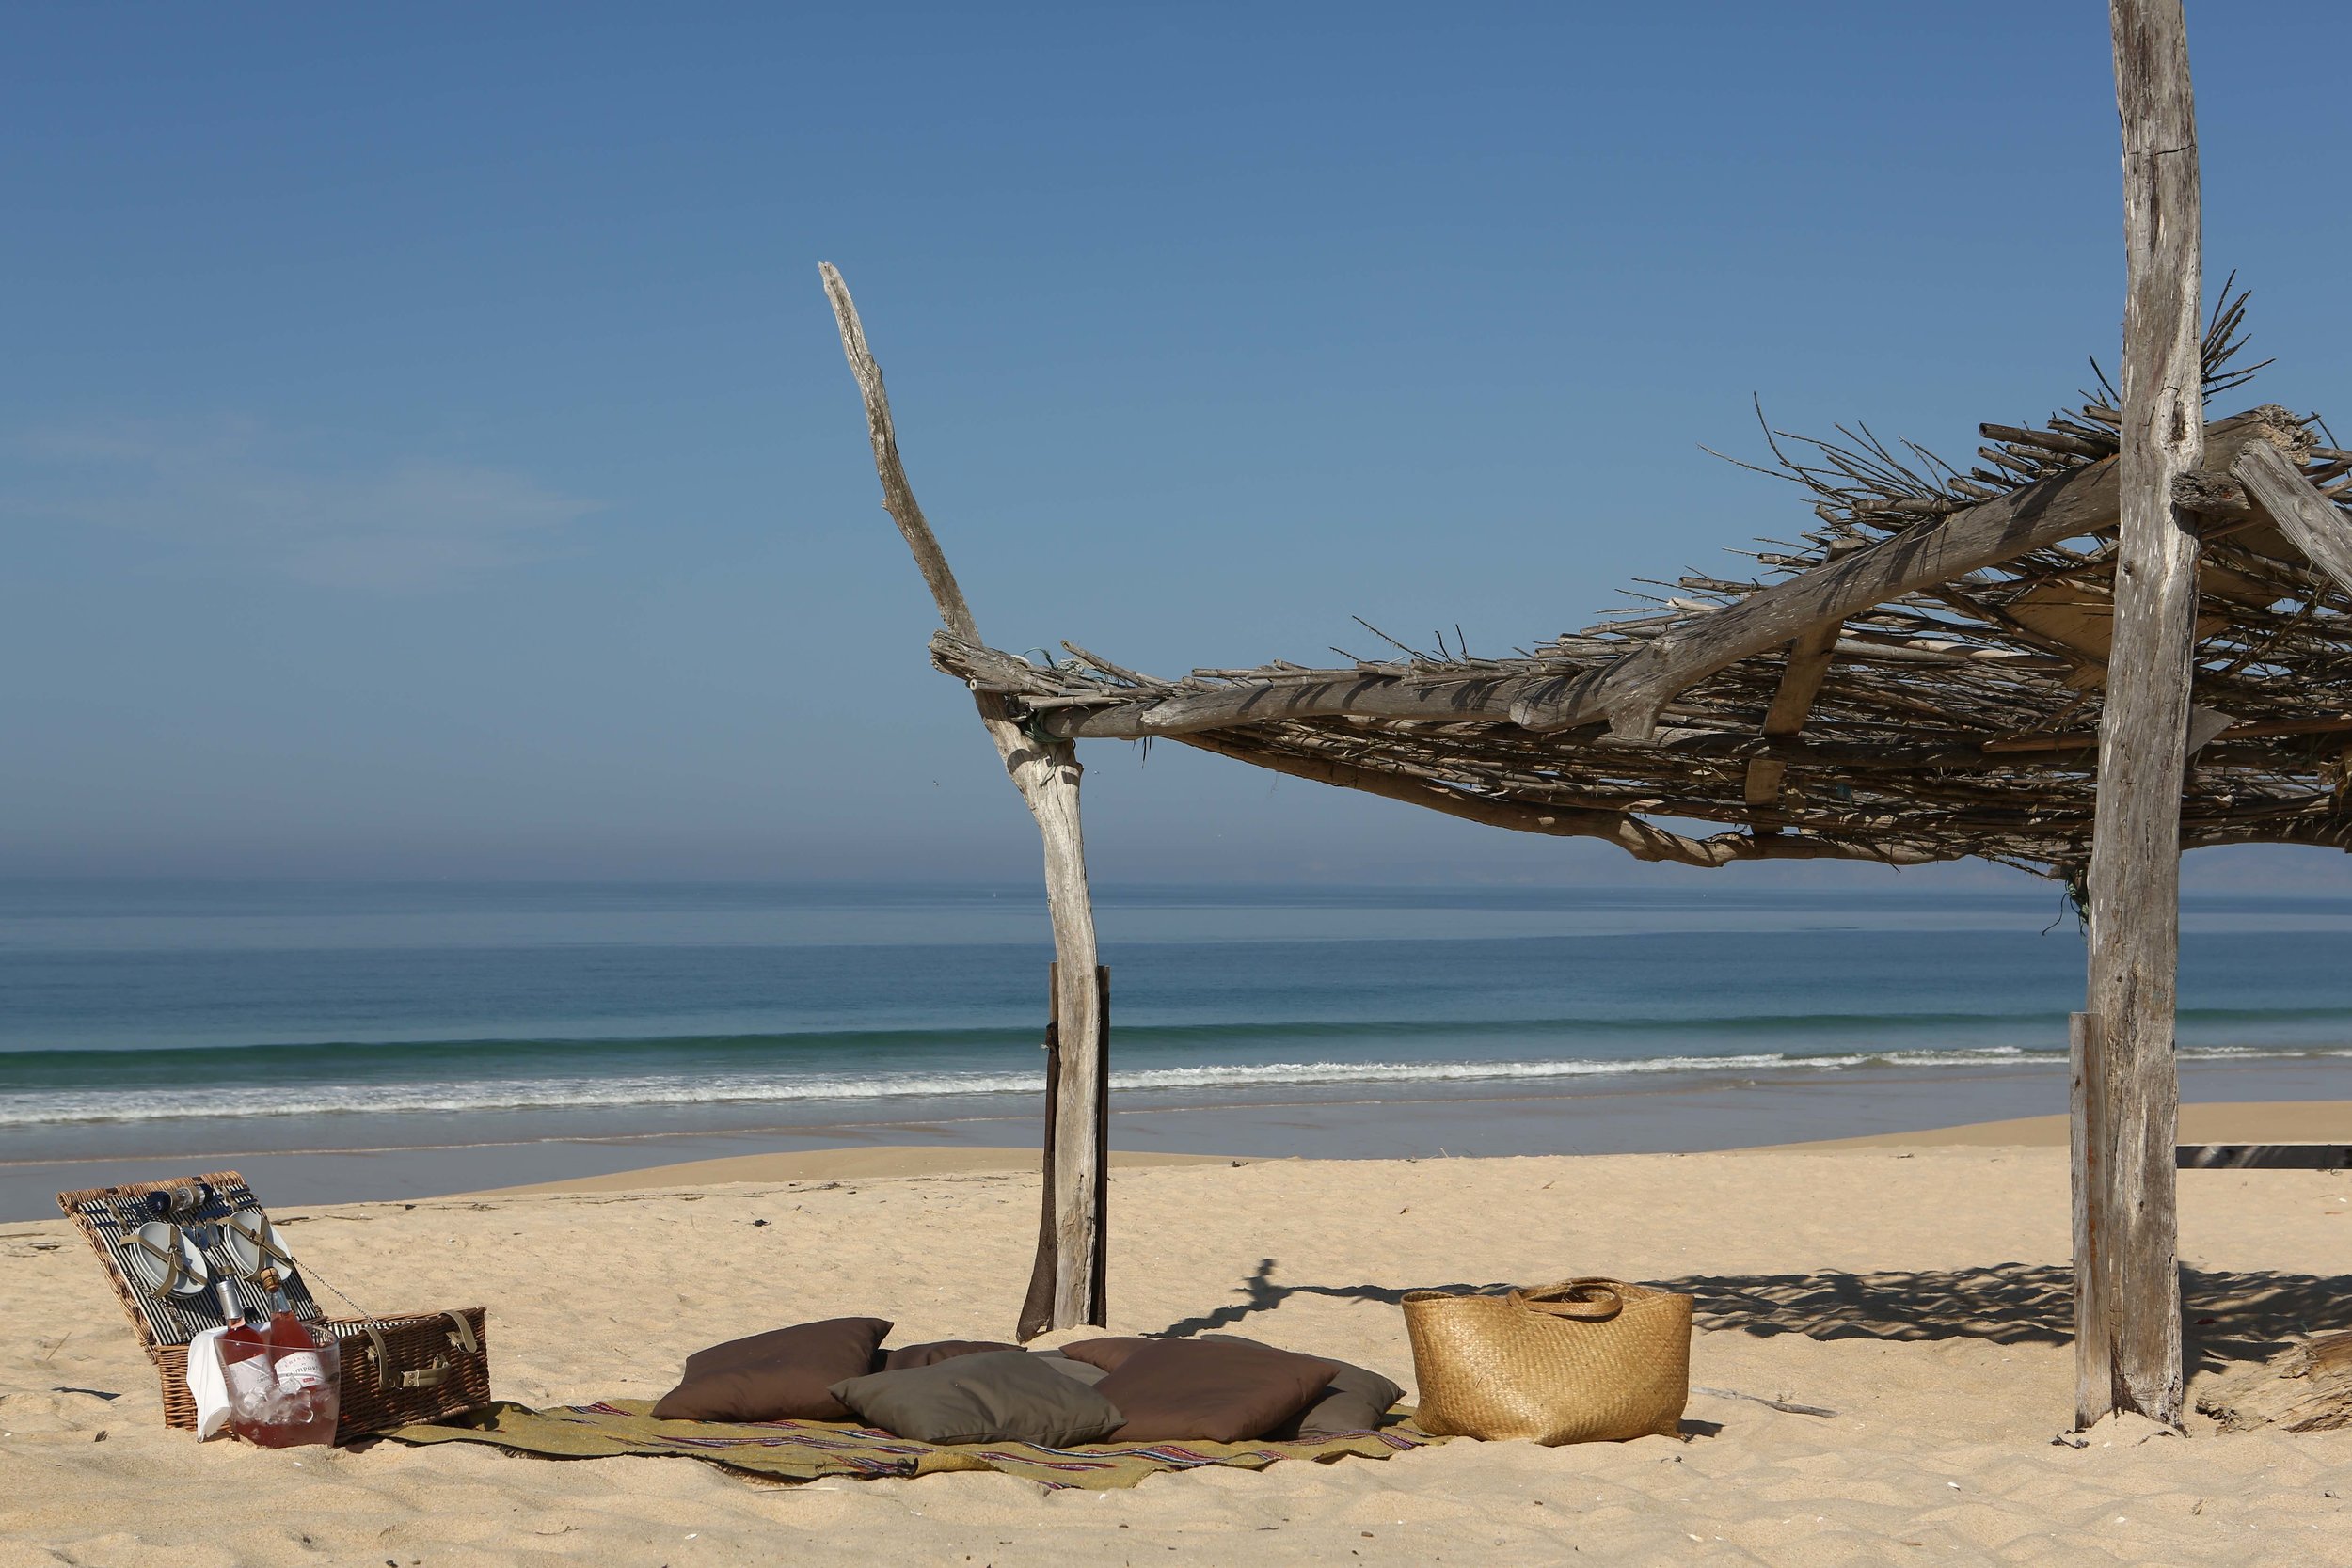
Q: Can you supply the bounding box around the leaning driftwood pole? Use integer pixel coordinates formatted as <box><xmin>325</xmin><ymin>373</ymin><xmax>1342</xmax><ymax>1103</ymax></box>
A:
<box><xmin>819</xmin><ymin>264</ymin><xmax>1108</xmax><ymax>1336</ymax></box>
<box><xmin>2078</xmin><ymin>0</ymin><xmax>2201</xmax><ymax>1429</ymax></box>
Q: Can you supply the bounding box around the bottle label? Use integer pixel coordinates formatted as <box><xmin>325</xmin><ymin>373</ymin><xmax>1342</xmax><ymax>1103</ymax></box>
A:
<box><xmin>224</xmin><ymin>1353</ymin><xmax>278</xmax><ymax>1405</ymax></box>
<box><xmin>274</xmin><ymin>1349</ymin><xmax>326</xmax><ymax>1391</ymax></box>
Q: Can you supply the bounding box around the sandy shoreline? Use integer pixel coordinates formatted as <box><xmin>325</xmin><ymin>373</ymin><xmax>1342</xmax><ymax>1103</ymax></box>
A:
<box><xmin>12</xmin><ymin>1058</ymin><xmax>2350</xmax><ymax>1220</ymax></box>
<box><xmin>475</xmin><ymin>1144</ymin><xmax>1238</xmax><ymax>1195</ymax></box>
<box><xmin>454</xmin><ymin>1098</ymin><xmax>2352</xmax><ymax>1197</ymax></box>
<box><xmin>5</xmin><ymin>1128</ymin><xmax>2346</xmax><ymax>1564</ymax></box>
<box><xmin>1776</xmin><ymin>1099</ymin><xmax>2352</xmax><ymax>1151</ymax></box>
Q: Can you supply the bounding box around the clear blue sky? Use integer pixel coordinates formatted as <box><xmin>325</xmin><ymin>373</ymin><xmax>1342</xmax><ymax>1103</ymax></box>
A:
<box><xmin>6</xmin><ymin>2</ymin><xmax>2348</xmax><ymax>887</ymax></box>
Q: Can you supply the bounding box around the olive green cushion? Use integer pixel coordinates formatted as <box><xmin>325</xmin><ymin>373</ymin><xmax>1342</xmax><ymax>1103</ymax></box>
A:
<box><xmin>830</xmin><ymin>1351</ymin><xmax>1125</xmax><ymax>1446</ymax></box>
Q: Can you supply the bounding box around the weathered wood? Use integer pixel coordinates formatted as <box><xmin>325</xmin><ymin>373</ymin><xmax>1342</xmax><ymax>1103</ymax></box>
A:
<box><xmin>1016</xmin><ymin>962</ymin><xmax>1111</xmax><ymax>1340</ymax></box>
<box><xmin>1034</xmin><ymin>667</ymin><xmax>1531</xmax><ymax>740</ymax></box>
<box><xmin>2234</xmin><ymin>439</ymin><xmax>2352</xmax><ymax>597</ymax></box>
<box><xmin>2080</xmin><ymin>0</ymin><xmax>2200</xmax><ymax>1430</ymax></box>
<box><xmin>1520</xmin><ymin>459</ymin><xmax>2129</xmax><ymax>738</ymax></box>
<box><xmin>2070</xmin><ymin>1010</ymin><xmax>2108</xmax><ymax>1432</ymax></box>
<box><xmin>821</xmin><ymin>263</ymin><xmax>1107</xmax><ymax>1333</ymax></box>
<box><xmin>1744</xmin><ymin>623</ymin><xmax>1840</xmax><ymax>820</ymax></box>
<box><xmin>1986</xmin><ymin>712</ymin><xmax>2352</xmax><ymax>752</ymax></box>
<box><xmin>1015</xmin><ymin>411</ymin><xmax>2297</xmax><ymax>745</ymax></box>
<box><xmin>1982</xmin><ymin>422</ymin><xmax>2115</xmax><ymax>461</ymax></box>
<box><xmin>1740</xmin><ymin>759</ymin><xmax>1788</xmax><ymax>812</ymax></box>
<box><xmin>1175</xmin><ymin>730</ymin><xmax>1947</xmax><ymax>866</ymax></box>
<box><xmin>1016</xmin><ymin>961</ymin><xmax>1065</xmax><ymax>1343</ymax></box>
<box><xmin>1089</xmin><ymin>965</ymin><xmax>1109</xmax><ymax>1327</ymax></box>
<box><xmin>2195</xmin><ymin>1332</ymin><xmax>2352</xmax><ymax>1433</ymax></box>
<box><xmin>1763</xmin><ymin>624</ymin><xmax>1842</xmax><ymax>736</ymax></box>
<box><xmin>948</xmin><ymin>631</ymin><xmax>2352</xmax><ymax>770</ymax></box>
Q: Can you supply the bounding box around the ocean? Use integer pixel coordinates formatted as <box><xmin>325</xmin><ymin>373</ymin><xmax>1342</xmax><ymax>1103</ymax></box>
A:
<box><xmin>6</xmin><ymin>879</ymin><xmax>2350</xmax><ymax>1213</ymax></box>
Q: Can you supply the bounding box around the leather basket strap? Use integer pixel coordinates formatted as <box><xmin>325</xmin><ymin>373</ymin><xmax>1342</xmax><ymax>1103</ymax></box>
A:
<box><xmin>360</xmin><ymin>1323</ymin><xmax>393</xmax><ymax>1390</ymax></box>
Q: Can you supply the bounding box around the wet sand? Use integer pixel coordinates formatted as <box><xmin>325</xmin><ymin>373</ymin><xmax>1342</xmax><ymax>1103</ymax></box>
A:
<box><xmin>10</xmin><ymin>1054</ymin><xmax>2347</xmax><ymax>1219</ymax></box>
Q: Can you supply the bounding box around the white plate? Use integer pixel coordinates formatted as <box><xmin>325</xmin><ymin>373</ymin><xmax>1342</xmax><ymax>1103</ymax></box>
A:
<box><xmin>222</xmin><ymin>1210</ymin><xmax>294</xmax><ymax>1282</ymax></box>
<box><xmin>125</xmin><ymin>1221</ymin><xmax>208</xmax><ymax>1299</ymax></box>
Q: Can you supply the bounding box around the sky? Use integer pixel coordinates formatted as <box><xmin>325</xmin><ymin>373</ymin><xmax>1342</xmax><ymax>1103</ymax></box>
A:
<box><xmin>6</xmin><ymin>2</ymin><xmax>2351</xmax><ymax>889</ymax></box>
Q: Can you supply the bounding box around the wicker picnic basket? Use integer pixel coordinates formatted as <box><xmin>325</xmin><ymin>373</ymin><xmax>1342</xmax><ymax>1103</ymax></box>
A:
<box><xmin>57</xmin><ymin>1170</ymin><xmax>492</xmax><ymax>1442</ymax></box>
<box><xmin>1402</xmin><ymin>1276</ymin><xmax>1691</xmax><ymax>1444</ymax></box>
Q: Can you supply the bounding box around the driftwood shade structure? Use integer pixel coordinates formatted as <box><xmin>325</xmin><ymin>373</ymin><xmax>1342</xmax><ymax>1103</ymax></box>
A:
<box><xmin>822</xmin><ymin>0</ymin><xmax>2344</xmax><ymax>1422</ymax></box>
<box><xmin>821</xmin><ymin>264</ymin><xmax>1109</xmax><ymax>1340</ymax></box>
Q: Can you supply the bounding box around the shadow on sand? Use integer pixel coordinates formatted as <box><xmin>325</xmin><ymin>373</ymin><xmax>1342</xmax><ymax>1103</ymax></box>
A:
<box><xmin>1164</xmin><ymin>1259</ymin><xmax>2352</xmax><ymax>1372</ymax></box>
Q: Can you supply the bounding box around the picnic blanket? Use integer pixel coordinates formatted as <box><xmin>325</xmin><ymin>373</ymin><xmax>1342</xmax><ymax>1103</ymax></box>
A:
<box><xmin>386</xmin><ymin>1399</ymin><xmax>1445</xmax><ymax>1490</ymax></box>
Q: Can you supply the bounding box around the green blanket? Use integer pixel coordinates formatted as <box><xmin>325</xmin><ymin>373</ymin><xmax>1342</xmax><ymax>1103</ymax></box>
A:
<box><xmin>387</xmin><ymin>1400</ymin><xmax>1445</xmax><ymax>1490</ymax></box>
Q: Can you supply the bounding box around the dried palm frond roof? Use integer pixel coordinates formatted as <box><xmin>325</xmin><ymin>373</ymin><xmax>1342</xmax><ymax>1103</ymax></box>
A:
<box><xmin>933</xmin><ymin>295</ymin><xmax>2352</xmax><ymax>879</ymax></box>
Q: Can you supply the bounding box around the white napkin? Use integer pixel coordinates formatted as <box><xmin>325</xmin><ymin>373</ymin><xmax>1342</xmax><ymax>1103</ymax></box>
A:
<box><xmin>185</xmin><ymin>1327</ymin><xmax>232</xmax><ymax>1439</ymax></box>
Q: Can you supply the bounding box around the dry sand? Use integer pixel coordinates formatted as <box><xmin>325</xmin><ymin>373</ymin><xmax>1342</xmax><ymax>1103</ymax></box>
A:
<box><xmin>4</xmin><ymin>1126</ymin><xmax>2348</xmax><ymax>1566</ymax></box>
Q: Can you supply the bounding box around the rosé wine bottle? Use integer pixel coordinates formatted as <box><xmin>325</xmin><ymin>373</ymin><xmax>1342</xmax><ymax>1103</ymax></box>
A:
<box><xmin>223</xmin><ymin>1314</ymin><xmax>339</xmax><ymax>1447</ymax></box>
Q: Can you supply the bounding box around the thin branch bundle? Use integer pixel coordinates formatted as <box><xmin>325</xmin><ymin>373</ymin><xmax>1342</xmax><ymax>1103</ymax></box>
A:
<box><xmin>936</xmin><ymin>310</ymin><xmax>2352</xmax><ymax>879</ymax></box>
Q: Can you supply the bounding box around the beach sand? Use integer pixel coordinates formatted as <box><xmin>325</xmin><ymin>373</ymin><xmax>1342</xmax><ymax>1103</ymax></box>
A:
<box><xmin>5</xmin><ymin>1123</ymin><xmax>2348</xmax><ymax>1565</ymax></box>
<box><xmin>1780</xmin><ymin>1099</ymin><xmax>2352</xmax><ymax>1151</ymax></box>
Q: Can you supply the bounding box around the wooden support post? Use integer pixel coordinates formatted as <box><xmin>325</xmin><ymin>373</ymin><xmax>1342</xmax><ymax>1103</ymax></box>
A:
<box><xmin>1089</xmin><ymin>965</ymin><xmax>1110</xmax><ymax>1325</ymax></box>
<box><xmin>2079</xmin><ymin>0</ymin><xmax>2200</xmax><ymax>1429</ymax></box>
<box><xmin>1019</xmin><ymin>964</ymin><xmax>1110</xmax><ymax>1340</ymax></box>
<box><xmin>820</xmin><ymin>264</ymin><xmax>1108</xmax><ymax>1336</ymax></box>
<box><xmin>2069</xmin><ymin>1010</ymin><xmax>2108</xmax><ymax>1430</ymax></box>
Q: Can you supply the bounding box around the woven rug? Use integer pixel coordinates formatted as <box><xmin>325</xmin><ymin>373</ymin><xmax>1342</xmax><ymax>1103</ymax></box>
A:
<box><xmin>385</xmin><ymin>1399</ymin><xmax>1445</xmax><ymax>1490</ymax></box>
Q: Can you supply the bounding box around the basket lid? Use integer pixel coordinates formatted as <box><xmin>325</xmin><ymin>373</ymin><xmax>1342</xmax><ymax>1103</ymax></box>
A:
<box><xmin>56</xmin><ymin>1171</ymin><xmax>326</xmax><ymax>1350</ymax></box>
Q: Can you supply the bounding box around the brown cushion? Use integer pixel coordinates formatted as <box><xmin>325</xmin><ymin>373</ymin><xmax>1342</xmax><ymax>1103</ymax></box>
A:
<box><xmin>1204</xmin><ymin>1335</ymin><xmax>1404</xmax><ymax>1437</ymax></box>
<box><xmin>881</xmin><ymin>1338</ymin><xmax>1021</xmax><ymax>1371</ymax></box>
<box><xmin>1033</xmin><ymin>1350</ymin><xmax>1110</xmax><ymax>1386</ymax></box>
<box><xmin>1054</xmin><ymin>1336</ymin><xmax>1153</xmax><ymax>1373</ymax></box>
<box><xmin>829</xmin><ymin>1351</ymin><xmax>1125</xmax><ymax>1446</ymax></box>
<box><xmin>1091</xmin><ymin>1339</ymin><xmax>1340</xmax><ymax>1443</ymax></box>
<box><xmin>650</xmin><ymin>1317</ymin><xmax>893</xmax><ymax>1422</ymax></box>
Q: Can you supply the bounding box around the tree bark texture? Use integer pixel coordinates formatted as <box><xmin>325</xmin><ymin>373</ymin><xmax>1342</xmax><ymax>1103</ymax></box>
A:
<box><xmin>2080</xmin><ymin>0</ymin><xmax>2201</xmax><ymax>1429</ymax></box>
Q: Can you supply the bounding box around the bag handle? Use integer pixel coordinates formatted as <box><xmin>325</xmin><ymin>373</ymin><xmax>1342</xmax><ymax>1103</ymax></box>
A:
<box><xmin>1509</xmin><ymin>1278</ymin><xmax>1627</xmax><ymax>1321</ymax></box>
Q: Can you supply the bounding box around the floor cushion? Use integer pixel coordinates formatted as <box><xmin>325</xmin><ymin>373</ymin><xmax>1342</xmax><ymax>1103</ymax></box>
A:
<box><xmin>1204</xmin><ymin>1334</ymin><xmax>1404</xmax><ymax>1437</ymax></box>
<box><xmin>880</xmin><ymin>1338</ymin><xmax>1022</xmax><ymax>1371</ymax></box>
<box><xmin>651</xmin><ymin>1317</ymin><xmax>893</xmax><ymax>1423</ymax></box>
<box><xmin>830</xmin><ymin>1350</ymin><xmax>1124</xmax><ymax>1446</ymax></box>
<box><xmin>1054</xmin><ymin>1337</ymin><xmax>1153</xmax><ymax>1372</ymax></box>
<box><xmin>1090</xmin><ymin>1338</ymin><xmax>1340</xmax><ymax>1443</ymax></box>
<box><xmin>1032</xmin><ymin>1349</ymin><xmax>1111</xmax><ymax>1386</ymax></box>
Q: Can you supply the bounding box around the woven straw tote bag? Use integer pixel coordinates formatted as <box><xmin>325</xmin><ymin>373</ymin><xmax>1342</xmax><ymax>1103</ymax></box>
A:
<box><xmin>1402</xmin><ymin>1277</ymin><xmax>1691</xmax><ymax>1444</ymax></box>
